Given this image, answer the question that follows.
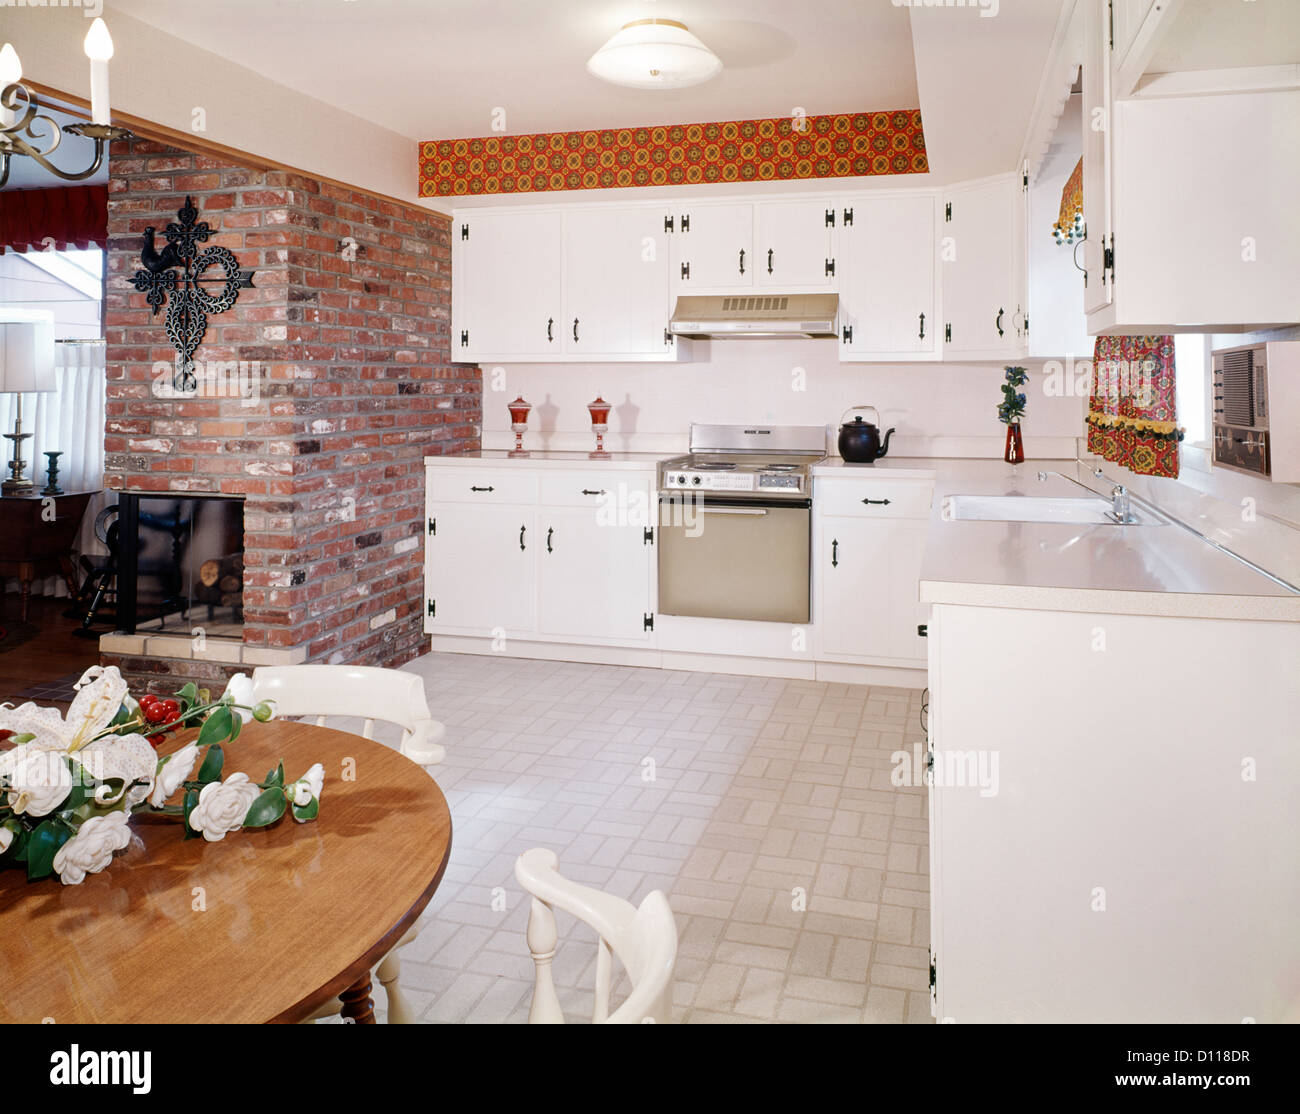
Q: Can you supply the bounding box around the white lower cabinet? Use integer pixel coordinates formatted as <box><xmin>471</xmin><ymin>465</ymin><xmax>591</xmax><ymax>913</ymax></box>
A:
<box><xmin>424</xmin><ymin>503</ymin><xmax>535</xmax><ymax>635</ymax></box>
<box><xmin>535</xmin><ymin>505</ymin><xmax>652</xmax><ymax>642</ymax></box>
<box><xmin>425</xmin><ymin>465</ymin><xmax>653</xmax><ymax>645</ymax></box>
<box><xmin>815</xmin><ymin>477</ymin><xmax>933</xmax><ymax>666</ymax></box>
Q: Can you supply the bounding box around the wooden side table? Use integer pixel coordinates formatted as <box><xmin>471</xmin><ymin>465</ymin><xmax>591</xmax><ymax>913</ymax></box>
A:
<box><xmin>0</xmin><ymin>490</ymin><xmax>97</xmax><ymax>622</ymax></box>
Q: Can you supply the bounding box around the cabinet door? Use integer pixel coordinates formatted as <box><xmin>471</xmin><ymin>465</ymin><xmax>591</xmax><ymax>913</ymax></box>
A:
<box><xmin>453</xmin><ymin>210</ymin><xmax>562</xmax><ymax>360</ymax></box>
<box><xmin>536</xmin><ymin>501</ymin><xmax>652</xmax><ymax>641</ymax></box>
<box><xmin>820</xmin><ymin>517</ymin><xmax>928</xmax><ymax>663</ymax></box>
<box><xmin>941</xmin><ymin>174</ymin><xmax>1026</xmax><ymax>357</ymax></box>
<box><xmin>672</xmin><ymin>204</ymin><xmax>754</xmax><ymax>291</ymax></box>
<box><xmin>754</xmin><ymin>200</ymin><xmax>837</xmax><ymax>288</ymax></box>
<box><xmin>838</xmin><ymin>194</ymin><xmax>938</xmax><ymax>359</ymax></box>
<box><xmin>563</xmin><ymin>207</ymin><xmax>675</xmax><ymax>357</ymax></box>
<box><xmin>1081</xmin><ymin>0</ymin><xmax>1114</xmax><ymax>316</ymax></box>
<box><xmin>425</xmin><ymin>503</ymin><xmax>535</xmax><ymax>636</ymax></box>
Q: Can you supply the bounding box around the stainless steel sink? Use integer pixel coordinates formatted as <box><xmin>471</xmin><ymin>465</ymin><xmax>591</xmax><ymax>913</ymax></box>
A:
<box><xmin>941</xmin><ymin>494</ymin><xmax>1165</xmax><ymax>526</ymax></box>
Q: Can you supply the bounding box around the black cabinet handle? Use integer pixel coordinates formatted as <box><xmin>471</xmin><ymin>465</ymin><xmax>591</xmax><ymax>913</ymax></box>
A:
<box><xmin>995</xmin><ymin>307</ymin><xmax>1004</xmax><ymax>338</ymax></box>
<box><xmin>573</xmin><ymin>318</ymin><xmax>579</xmax><ymax>343</ymax></box>
<box><xmin>581</xmin><ymin>488</ymin><xmax>606</xmax><ymax>496</ymax></box>
<box><xmin>519</xmin><ymin>525</ymin><xmax>526</xmax><ymax>551</ymax></box>
<box><xmin>861</xmin><ymin>497</ymin><xmax>891</xmax><ymax>506</ymax></box>
<box><xmin>918</xmin><ymin>312</ymin><xmax>926</xmax><ymax>340</ymax></box>
<box><xmin>547</xmin><ymin>317</ymin><xmax>553</xmax><ymax>342</ymax></box>
<box><xmin>546</xmin><ymin>527</ymin><xmax>554</xmax><ymax>553</ymax></box>
<box><xmin>832</xmin><ymin>539</ymin><xmax>838</xmax><ymax>568</ymax></box>
<box><xmin>470</xmin><ymin>485</ymin><xmax>495</xmax><ymax>493</ymax></box>
<box><xmin>738</xmin><ymin>248</ymin><xmax>746</xmax><ymax>275</ymax></box>
<box><xmin>767</xmin><ymin>248</ymin><xmax>774</xmax><ymax>274</ymax></box>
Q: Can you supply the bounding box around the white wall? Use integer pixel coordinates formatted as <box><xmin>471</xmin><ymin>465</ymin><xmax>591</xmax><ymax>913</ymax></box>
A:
<box><xmin>0</xmin><ymin>253</ymin><xmax>102</xmax><ymax>339</ymax></box>
<box><xmin>480</xmin><ymin>341</ymin><xmax>1084</xmax><ymax>459</ymax></box>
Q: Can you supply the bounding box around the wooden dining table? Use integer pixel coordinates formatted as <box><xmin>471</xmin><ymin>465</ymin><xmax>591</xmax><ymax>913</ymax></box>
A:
<box><xmin>0</xmin><ymin>720</ymin><xmax>453</xmax><ymax>1024</ymax></box>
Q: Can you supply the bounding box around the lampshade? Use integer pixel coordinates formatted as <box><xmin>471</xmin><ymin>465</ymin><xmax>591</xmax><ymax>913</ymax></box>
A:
<box><xmin>587</xmin><ymin>19</ymin><xmax>722</xmax><ymax>90</ymax></box>
<box><xmin>0</xmin><ymin>310</ymin><xmax>58</xmax><ymax>394</ymax></box>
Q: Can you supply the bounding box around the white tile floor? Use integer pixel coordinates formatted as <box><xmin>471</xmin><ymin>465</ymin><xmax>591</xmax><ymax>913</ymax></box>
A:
<box><xmin>361</xmin><ymin>652</ymin><xmax>932</xmax><ymax>1024</ymax></box>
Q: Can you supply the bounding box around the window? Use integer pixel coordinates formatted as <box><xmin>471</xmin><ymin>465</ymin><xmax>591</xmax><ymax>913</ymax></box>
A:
<box><xmin>1174</xmin><ymin>333</ymin><xmax>1209</xmax><ymax>446</ymax></box>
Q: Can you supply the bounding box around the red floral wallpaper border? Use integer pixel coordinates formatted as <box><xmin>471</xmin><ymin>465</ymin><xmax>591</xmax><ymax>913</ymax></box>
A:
<box><xmin>418</xmin><ymin>110</ymin><xmax>927</xmax><ymax>198</ymax></box>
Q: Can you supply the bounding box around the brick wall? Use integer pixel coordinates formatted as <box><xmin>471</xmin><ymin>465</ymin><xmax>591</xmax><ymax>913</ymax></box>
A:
<box><xmin>102</xmin><ymin>136</ymin><xmax>480</xmax><ymax>690</ymax></box>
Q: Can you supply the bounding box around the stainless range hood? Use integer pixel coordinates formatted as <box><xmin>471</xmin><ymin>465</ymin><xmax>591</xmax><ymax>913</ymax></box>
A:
<box><xmin>668</xmin><ymin>293</ymin><xmax>839</xmax><ymax>339</ymax></box>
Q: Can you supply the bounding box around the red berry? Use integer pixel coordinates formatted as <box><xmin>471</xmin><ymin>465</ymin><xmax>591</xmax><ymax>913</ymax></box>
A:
<box><xmin>159</xmin><ymin>699</ymin><xmax>181</xmax><ymax>725</ymax></box>
<box><xmin>139</xmin><ymin>695</ymin><xmax>158</xmax><ymax>709</ymax></box>
<box><xmin>143</xmin><ymin>703</ymin><xmax>168</xmax><ymax>725</ymax></box>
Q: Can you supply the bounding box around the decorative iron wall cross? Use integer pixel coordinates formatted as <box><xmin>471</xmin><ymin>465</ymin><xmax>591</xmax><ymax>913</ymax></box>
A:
<box><xmin>131</xmin><ymin>195</ymin><xmax>255</xmax><ymax>391</ymax></box>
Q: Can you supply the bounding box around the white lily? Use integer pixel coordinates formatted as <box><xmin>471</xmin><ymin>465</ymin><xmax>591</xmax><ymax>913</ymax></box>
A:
<box><xmin>0</xmin><ymin>666</ymin><xmax>156</xmax><ymax>808</ymax></box>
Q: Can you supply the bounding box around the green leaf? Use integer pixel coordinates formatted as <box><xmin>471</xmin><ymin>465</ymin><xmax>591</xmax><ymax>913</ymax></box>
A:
<box><xmin>26</xmin><ymin>820</ymin><xmax>72</xmax><ymax>882</ymax></box>
<box><xmin>175</xmin><ymin>682</ymin><xmax>199</xmax><ymax>709</ymax></box>
<box><xmin>196</xmin><ymin>705</ymin><xmax>234</xmax><ymax>748</ymax></box>
<box><xmin>242</xmin><ymin>787</ymin><xmax>287</xmax><ymax>829</ymax></box>
<box><xmin>182</xmin><ymin>788</ymin><xmax>200</xmax><ymax>840</ymax></box>
<box><xmin>290</xmin><ymin>796</ymin><xmax>319</xmax><ymax>824</ymax></box>
<box><xmin>196</xmin><ymin>744</ymin><xmax>224</xmax><ymax>784</ymax></box>
<box><xmin>227</xmin><ymin>709</ymin><xmax>243</xmax><ymax>744</ymax></box>
<box><xmin>263</xmin><ymin>762</ymin><xmax>285</xmax><ymax>788</ymax></box>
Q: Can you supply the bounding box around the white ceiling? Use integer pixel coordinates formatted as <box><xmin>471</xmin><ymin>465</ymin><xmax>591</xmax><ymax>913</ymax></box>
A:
<box><xmin>105</xmin><ymin>0</ymin><xmax>921</xmax><ymax>140</ymax></box>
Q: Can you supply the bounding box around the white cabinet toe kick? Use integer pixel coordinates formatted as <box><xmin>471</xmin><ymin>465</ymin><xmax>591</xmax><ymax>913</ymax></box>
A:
<box><xmin>424</xmin><ymin>459</ymin><xmax>935</xmax><ymax>683</ymax></box>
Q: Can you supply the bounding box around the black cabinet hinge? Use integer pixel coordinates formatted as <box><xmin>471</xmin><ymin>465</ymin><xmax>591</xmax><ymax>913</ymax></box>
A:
<box><xmin>843</xmin><ymin>207</ymin><xmax>854</xmax><ymax>226</ymax></box>
<box><xmin>427</xmin><ymin>599</ymin><xmax>436</xmax><ymax>617</ymax></box>
<box><xmin>664</xmin><ymin>327</ymin><xmax>673</xmax><ymax>346</ymax></box>
<box><xmin>1103</xmin><ymin>237</ymin><xmax>1115</xmax><ymax>285</ymax></box>
<box><xmin>917</xmin><ymin>623</ymin><xmax>928</xmax><ymax>637</ymax></box>
<box><xmin>944</xmin><ymin>202</ymin><xmax>952</xmax><ymax>222</ymax></box>
<box><xmin>460</xmin><ymin>329</ymin><xmax>468</xmax><ymax>347</ymax></box>
<box><xmin>1108</xmin><ymin>0</ymin><xmax>1114</xmax><ymax>48</ymax></box>
<box><xmin>643</xmin><ymin>526</ymin><xmax>654</xmax><ymax>545</ymax></box>
<box><xmin>824</xmin><ymin>258</ymin><xmax>835</xmax><ymax>277</ymax></box>
<box><xmin>944</xmin><ymin>323</ymin><xmax>952</xmax><ymax>343</ymax></box>
<box><xmin>680</xmin><ymin>262</ymin><xmax>690</xmax><ymax>280</ymax></box>
<box><xmin>428</xmin><ymin>517</ymin><xmax>436</xmax><ymax>535</ymax></box>
<box><xmin>643</xmin><ymin>613</ymin><xmax>654</xmax><ymax>631</ymax></box>
<box><xmin>460</xmin><ymin>223</ymin><xmax>469</xmax><ymax>241</ymax></box>
<box><xmin>929</xmin><ymin>954</ymin><xmax>937</xmax><ymax>994</ymax></box>
<box><xmin>842</xmin><ymin>325</ymin><xmax>853</xmax><ymax>345</ymax></box>
<box><xmin>681</xmin><ymin>214</ymin><xmax>690</xmax><ymax>232</ymax></box>
<box><xmin>825</xmin><ymin>208</ymin><xmax>836</xmax><ymax>227</ymax></box>
<box><xmin>664</xmin><ymin>215</ymin><xmax>674</xmax><ymax>233</ymax></box>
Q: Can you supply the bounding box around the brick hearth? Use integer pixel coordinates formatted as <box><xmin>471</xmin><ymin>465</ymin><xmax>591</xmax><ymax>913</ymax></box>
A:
<box><xmin>99</xmin><ymin>136</ymin><xmax>480</xmax><ymax>693</ymax></box>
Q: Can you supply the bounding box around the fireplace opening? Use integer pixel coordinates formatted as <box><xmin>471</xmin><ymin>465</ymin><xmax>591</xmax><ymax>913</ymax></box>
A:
<box><xmin>114</xmin><ymin>493</ymin><xmax>245</xmax><ymax>638</ymax></box>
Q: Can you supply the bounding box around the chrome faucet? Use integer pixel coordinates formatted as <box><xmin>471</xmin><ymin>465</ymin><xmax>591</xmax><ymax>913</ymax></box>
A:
<box><xmin>1036</xmin><ymin>467</ymin><xmax>1134</xmax><ymax>523</ymax></box>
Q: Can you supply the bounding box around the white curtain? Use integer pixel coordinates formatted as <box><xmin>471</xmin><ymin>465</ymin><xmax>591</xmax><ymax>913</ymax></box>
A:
<box><xmin>1</xmin><ymin>339</ymin><xmax>109</xmax><ymax>598</ymax></box>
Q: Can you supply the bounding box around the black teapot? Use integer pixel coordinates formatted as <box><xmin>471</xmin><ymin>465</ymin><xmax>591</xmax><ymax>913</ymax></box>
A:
<box><xmin>837</xmin><ymin>406</ymin><xmax>895</xmax><ymax>463</ymax></box>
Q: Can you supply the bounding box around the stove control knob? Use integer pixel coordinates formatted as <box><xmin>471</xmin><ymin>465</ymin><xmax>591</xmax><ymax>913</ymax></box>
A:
<box><xmin>677</xmin><ymin>474</ymin><xmax>687</xmax><ymax>485</ymax></box>
<box><xmin>691</xmin><ymin>476</ymin><xmax>702</xmax><ymax>485</ymax></box>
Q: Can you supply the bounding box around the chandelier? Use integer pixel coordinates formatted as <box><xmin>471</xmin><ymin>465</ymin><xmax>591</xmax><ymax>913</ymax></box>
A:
<box><xmin>0</xmin><ymin>18</ymin><xmax>134</xmax><ymax>188</ymax></box>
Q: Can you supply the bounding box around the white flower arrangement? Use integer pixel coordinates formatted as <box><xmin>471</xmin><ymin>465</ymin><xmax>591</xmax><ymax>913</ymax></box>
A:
<box><xmin>0</xmin><ymin>667</ymin><xmax>322</xmax><ymax>886</ymax></box>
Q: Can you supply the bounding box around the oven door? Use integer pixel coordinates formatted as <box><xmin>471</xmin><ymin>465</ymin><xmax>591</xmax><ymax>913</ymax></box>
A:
<box><xmin>658</xmin><ymin>494</ymin><xmax>811</xmax><ymax>623</ymax></box>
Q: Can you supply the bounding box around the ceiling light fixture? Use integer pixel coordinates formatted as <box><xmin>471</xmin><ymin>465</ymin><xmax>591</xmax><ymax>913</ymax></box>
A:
<box><xmin>0</xmin><ymin>19</ymin><xmax>134</xmax><ymax>188</ymax></box>
<box><xmin>587</xmin><ymin>18</ymin><xmax>722</xmax><ymax>91</ymax></box>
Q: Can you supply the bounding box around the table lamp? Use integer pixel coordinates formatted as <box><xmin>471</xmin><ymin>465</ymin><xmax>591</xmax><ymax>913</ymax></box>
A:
<box><xmin>0</xmin><ymin>311</ymin><xmax>57</xmax><ymax>496</ymax></box>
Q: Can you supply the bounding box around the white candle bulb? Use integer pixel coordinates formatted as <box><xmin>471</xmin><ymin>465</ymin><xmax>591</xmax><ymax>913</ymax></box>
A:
<box><xmin>0</xmin><ymin>43</ymin><xmax>21</xmax><ymax>129</ymax></box>
<box><xmin>83</xmin><ymin>18</ymin><xmax>114</xmax><ymax>126</ymax></box>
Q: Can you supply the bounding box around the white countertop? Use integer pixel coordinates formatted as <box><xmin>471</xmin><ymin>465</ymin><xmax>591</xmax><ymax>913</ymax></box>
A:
<box><xmin>907</xmin><ymin>459</ymin><xmax>1300</xmax><ymax>622</ymax></box>
<box><xmin>427</xmin><ymin>450</ymin><xmax>661</xmax><ymax>470</ymax></box>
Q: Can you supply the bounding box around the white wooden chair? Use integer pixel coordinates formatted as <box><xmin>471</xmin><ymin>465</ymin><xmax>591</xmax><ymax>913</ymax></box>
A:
<box><xmin>515</xmin><ymin>847</ymin><xmax>677</xmax><ymax>1024</ymax></box>
<box><xmin>249</xmin><ymin>664</ymin><xmax>447</xmax><ymax>1024</ymax></box>
<box><xmin>250</xmin><ymin>664</ymin><xmax>446</xmax><ymax>765</ymax></box>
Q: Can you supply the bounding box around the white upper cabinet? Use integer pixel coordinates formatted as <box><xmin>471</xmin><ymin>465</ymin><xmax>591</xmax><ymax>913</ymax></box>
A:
<box><xmin>1081</xmin><ymin>0</ymin><xmax>1115</xmax><ymax>317</ymax></box>
<box><xmin>563</xmin><ymin>207</ymin><xmax>676</xmax><ymax>358</ymax></box>
<box><xmin>753</xmin><ymin>200</ymin><xmax>838</xmax><ymax>288</ymax></box>
<box><xmin>941</xmin><ymin>173</ymin><xmax>1028</xmax><ymax>359</ymax></box>
<box><xmin>453</xmin><ymin>210</ymin><xmax>562</xmax><ymax>361</ymax></box>
<box><xmin>670</xmin><ymin>203</ymin><xmax>754</xmax><ymax>290</ymax></box>
<box><xmin>837</xmin><ymin>194</ymin><xmax>939</xmax><ymax>360</ymax></box>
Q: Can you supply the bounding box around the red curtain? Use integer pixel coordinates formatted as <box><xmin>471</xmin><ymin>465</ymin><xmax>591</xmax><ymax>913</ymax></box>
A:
<box><xmin>0</xmin><ymin>185</ymin><xmax>108</xmax><ymax>254</ymax></box>
<box><xmin>1087</xmin><ymin>334</ymin><xmax>1181</xmax><ymax>478</ymax></box>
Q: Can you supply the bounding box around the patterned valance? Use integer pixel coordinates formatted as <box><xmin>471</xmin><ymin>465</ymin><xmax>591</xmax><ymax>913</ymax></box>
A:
<box><xmin>418</xmin><ymin>110</ymin><xmax>927</xmax><ymax>198</ymax></box>
<box><xmin>1088</xmin><ymin>334</ymin><xmax>1182</xmax><ymax>478</ymax></box>
<box><xmin>1052</xmin><ymin>157</ymin><xmax>1084</xmax><ymax>244</ymax></box>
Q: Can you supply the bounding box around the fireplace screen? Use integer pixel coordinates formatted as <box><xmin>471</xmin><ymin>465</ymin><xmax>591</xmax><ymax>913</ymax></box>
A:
<box><xmin>115</xmin><ymin>493</ymin><xmax>245</xmax><ymax>637</ymax></box>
